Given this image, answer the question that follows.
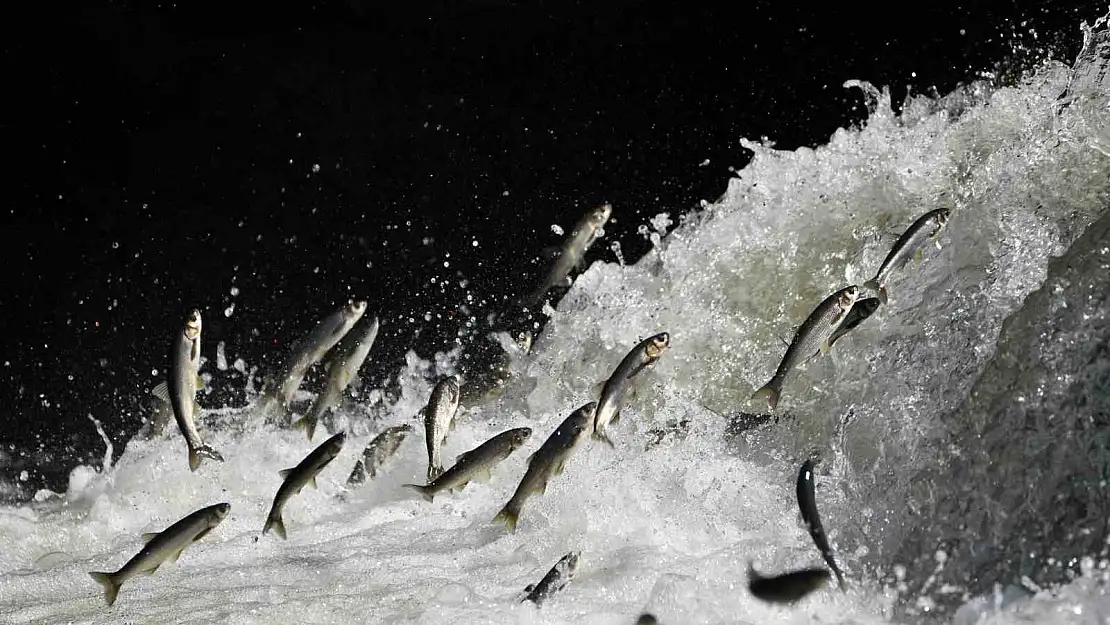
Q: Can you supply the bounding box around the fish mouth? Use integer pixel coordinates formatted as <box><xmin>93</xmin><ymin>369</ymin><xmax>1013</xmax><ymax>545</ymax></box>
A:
<box><xmin>213</xmin><ymin>503</ymin><xmax>231</xmax><ymax>519</ymax></box>
<box><xmin>347</xmin><ymin>300</ymin><xmax>368</xmax><ymax>315</ymax></box>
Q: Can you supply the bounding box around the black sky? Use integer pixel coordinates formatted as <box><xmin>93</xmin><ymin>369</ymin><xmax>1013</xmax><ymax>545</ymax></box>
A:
<box><xmin>1</xmin><ymin>0</ymin><xmax>1102</xmax><ymax>495</ymax></box>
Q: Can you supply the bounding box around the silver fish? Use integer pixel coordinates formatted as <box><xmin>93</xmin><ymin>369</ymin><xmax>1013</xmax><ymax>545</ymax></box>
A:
<box><xmin>293</xmin><ymin>316</ymin><xmax>380</xmax><ymax>441</ymax></box>
<box><xmin>593</xmin><ymin>332</ymin><xmax>670</xmax><ymax>446</ymax></box>
<box><xmin>459</xmin><ymin>330</ymin><xmax>533</xmax><ymax>407</ymax></box>
<box><xmin>827</xmin><ymin>296</ymin><xmax>881</xmax><ymax>350</ymax></box>
<box><xmin>263</xmin><ymin>432</ymin><xmax>346</xmax><ymax>539</ymax></box>
<box><xmin>88</xmin><ymin>502</ymin><xmax>230</xmax><ymax>607</ymax></box>
<box><xmin>493</xmin><ymin>403</ymin><xmax>595</xmax><ymax>533</ymax></box>
<box><xmin>526</xmin><ymin>203</ymin><xmax>612</xmax><ymax>307</ymax></box>
<box><xmin>863</xmin><ymin>208</ymin><xmax>950</xmax><ymax>304</ymax></box>
<box><xmin>751</xmin><ymin>286</ymin><xmax>860</xmax><ymax>411</ymax></box>
<box><xmin>797</xmin><ymin>459</ymin><xmax>846</xmax><ymax>589</ymax></box>
<box><xmin>264</xmin><ymin>300</ymin><xmax>367</xmax><ymax>418</ymax></box>
<box><xmin>346</xmin><ymin>424</ymin><xmax>413</xmax><ymax>486</ymax></box>
<box><xmin>522</xmin><ymin>551</ymin><xmax>580</xmax><ymax>606</ymax></box>
<box><xmin>423</xmin><ymin>376</ymin><xmax>461</xmax><ymax>481</ymax></box>
<box><xmin>405</xmin><ymin>427</ymin><xmax>532</xmax><ymax>502</ymax></box>
<box><xmin>163</xmin><ymin>309</ymin><xmax>223</xmax><ymax>471</ymax></box>
<box><xmin>747</xmin><ymin>564</ymin><xmax>830</xmax><ymax>604</ymax></box>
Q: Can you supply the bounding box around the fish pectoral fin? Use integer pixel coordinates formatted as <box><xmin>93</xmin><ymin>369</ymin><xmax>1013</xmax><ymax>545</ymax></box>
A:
<box><xmin>914</xmin><ymin>249</ymin><xmax>924</xmax><ymax>264</ymax></box>
<box><xmin>140</xmin><ymin>532</ymin><xmax>159</xmax><ymax>543</ymax></box>
<box><xmin>167</xmin><ymin>546</ymin><xmax>187</xmax><ymax>564</ymax></box>
<box><xmin>611</xmin><ymin>410</ymin><xmax>622</xmax><ymax>426</ymax></box>
<box><xmin>278</xmin><ymin>468</ymin><xmax>294</xmax><ymax>479</ymax></box>
<box><xmin>150</xmin><ymin>382</ymin><xmax>170</xmax><ymax>403</ymax></box>
<box><xmin>142</xmin><ymin>563</ymin><xmax>161</xmax><ymax>576</ymax></box>
<box><xmin>820</xmin><ymin>339</ymin><xmax>831</xmax><ymax>354</ymax></box>
<box><xmin>310</xmin><ymin>475</ymin><xmax>319</xmax><ymax>489</ymax></box>
<box><xmin>193</xmin><ymin>527</ymin><xmax>214</xmax><ymax>542</ymax></box>
<box><xmin>196</xmin><ymin>374</ymin><xmax>205</xmax><ymax>389</ymax></box>
<box><xmin>474</xmin><ymin>467</ymin><xmax>493</xmax><ymax>483</ymax></box>
<box><xmin>193</xmin><ymin>400</ymin><xmax>203</xmax><ymax>415</ymax></box>
<box><xmin>553</xmin><ymin>460</ymin><xmax>567</xmax><ymax>476</ymax></box>
<box><xmin>449</xmin><ymin>419</ymin><xmax>457</xmax><ymax>432</ymax></box>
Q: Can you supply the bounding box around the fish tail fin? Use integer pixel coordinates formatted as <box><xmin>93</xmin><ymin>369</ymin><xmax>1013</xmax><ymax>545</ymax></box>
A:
<box><xmin>493</xmin><ymin>506</ymin><xmax>519</xmax><ymax>533</ymax></box>
<box><xmin>751</xmin><ymin>385</ymin><xmax>780</xmax><ymax>411</ymax></box>
<box><xmin>263</xmin><ymin>510</ymin><xmax>287</xmax><ymax>540</ymax></box>
<box><xmin>402</xmin><ymin>484</ymin><xmax>435</xmax><ymax>503</ymax></box>
<box><xmin>863</xmin><ymin>279</ymin><xmax>888</xmax><ymax>305</ymax></box>
<box><xmin>88</xmin><ymin>571</ymin><xmax>119</xmax><ymax>607</ymax></box>
<box><xmin>292</xmin><ymin>415</ymin><xmax>317</xmax><ymax>442</ymax></box>
<box><xmin>196</xmin><ymin>445</ymin><xmax>224</xmax><ymax>464</ymax></box>
<box><xmin>592</xmin><ymin>428</ymin><xmax>617</xmax><ymax>448</ymax></box>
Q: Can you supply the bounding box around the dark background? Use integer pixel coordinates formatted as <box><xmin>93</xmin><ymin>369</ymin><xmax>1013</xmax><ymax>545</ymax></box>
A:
<box><xmin>1</xmin><ymin>0</ymin><xmax>1101</xmax><ymax>497</ymax></box>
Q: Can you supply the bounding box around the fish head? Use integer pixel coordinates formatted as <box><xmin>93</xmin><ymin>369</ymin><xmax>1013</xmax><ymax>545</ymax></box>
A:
<box><xmin>515</xmin><ymin>331</ymin><xmax>534</xmax><ymax>355</ymax></box>
<box><xmin>800</xmin><ymin>568</ymin><xmax>832</xmax><ymax>592</ymax></box>
<box><xmin>571</xmin><ymin>403</ymin><xmax>598</xmax><ymax>435</ymax></box>
<box><xmin>345</xmin><ymin>300</ymin><xmax>369</xmax><ymax>319</ymax></box>
<box><xmin>563</xmin><ymin>551</ymin><xmax>581</xmax><ymax>570</ymax></box>
<box><xmin>439</xmin><ymin>375</ymin><xmax>462</xmax><ymax>404</ymax></box>
<box><xmin>210</xmin><ymin>502</ymin><xmax>231</xmax><ymax>520</ymax></box>
<box><xmin>584</xmin><ymin>203</ymin><xmax>613</xmax><ymax>232</ymax></box>
<box><xmin>837</xmin><ymin>286</ymin><xmax>861</xmax><ymax>311</ymax></box>
<box><xmin>644</xmin><ymin>332</ymin><xmax>671</xmax><ymax>358</ymax></box>
<box><xmin>324</xmin><ymin>431</ymin><xmax>348</xmax><ymax>455</ymax></box>
<box><xmin>508</xmin><ymin>427</ymin><xmax>533</xmax><ymax>448</ymax></box>
<box><xmin>184</xmin><ymin>309</ymin><xmax>202</xmax><ymax>340</ymax></box>
<box><xmin>933</xmin><ymin>208</ymin><xmax>952</xmax><ymax>233</ymax></box>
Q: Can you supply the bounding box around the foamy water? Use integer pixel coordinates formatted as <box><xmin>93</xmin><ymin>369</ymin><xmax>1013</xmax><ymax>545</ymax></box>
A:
<box><xmin>2</xmin><ymin>11</ymin><xmax>1109</xmax><ymax>625</ymax></box>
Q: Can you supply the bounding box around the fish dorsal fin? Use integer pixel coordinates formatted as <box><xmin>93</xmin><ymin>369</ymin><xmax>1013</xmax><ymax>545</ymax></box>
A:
<box><xmin>455</xmin><ymin>449</ymin><xmax>475</xmax><ymax>465</ymax></box>
<box><xmin>141</xmin><ymin>532</ymin><xmax>159</xmax><ymax>543</ymax></box>
<box><xmin>150</xmin><ymin>382</ymin><xmax>170</xmax><ymax>403</ymax></box>
<box><xmin>279</xmin><ymin>468</ymin><xmax>294</xmax><ymax>479</ymax></box>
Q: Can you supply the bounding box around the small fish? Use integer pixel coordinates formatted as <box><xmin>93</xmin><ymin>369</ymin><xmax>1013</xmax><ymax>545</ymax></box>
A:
<box><xmin>593</xmin><ymin>332</ymin><xmax>670</xmax><ymax>446</ymax></box>
<box><xmin>423</xmin><ymin>376</ymin><xmax>461</xmax><ymax>481</ymax></box>
<box><xmin>748</xmin><ymin>564</ymin><xmax>830</xmax><ymax>604</ymax></box>
<box><xmin>863</xmin><ymin>208</ymin><xmax>951</xmax><ymax>304</ymax></box>
<box><xmin>263</xmin><ymin>300</ymin><xmax>367</xmax><ymax>418</ymax></box>
<box><xmin>293</xmin><ymin>316</ymin><xmax>380</xmax><ymax>441</ymax></box>
<box><xmin>493</xmin><ymin>403</ymin><xmax>595</xmax><ymax>533</ymax></box>
<box><xmin>459</xmin><ymin>331</ymin><xmax>533</xmax><ymax>406</ymax></box>
<box><xmin>526</xmin><ymin>203</ymin><xmax>612</xmax><ymax>307</ymax></box>
<box><xmin>522</xmin><ymin>551</ymin><xmax>580</xmax><ymax>606</ymax></box>
<box><xmin>346</xmin><ymin>424</ymin><xmax>413</xmax><ymax>486</ymax></box>
<box><xmin>164</xmin><ymin>309</ymin><xmax>223</xmax><ymax>471</ymax></box>
<box><xmin>89</xmin><ymin>502</ymin><xmax>230</xmax><ymax>607</ymax></box>
<box><xmin>797</xmin><ymin>459</ymin><xmax>846</xmax><ymax>589</ymax></box>
<box><xmin>405</xmin><ymin>427</ymin><xmax>532</xmax><ymax>502</ymax></box>
<box><xmin>263</xmin><ymin>432</ymin><xmax>346</xmax><ymax>539</ymax></box>
<box><xmin>827</xmin><ymin>296</ymin><xmax>881</xmax><ymax>350</ymax></box>
<box><xmin>636</xmin><ymin>615</ymin><xmax>660</xmax><ymax>625</ymax></box>
<box><xmin>751</xmin><ymin>285</ymin><xmax>861</xmax><ymax>411</ymax></box>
